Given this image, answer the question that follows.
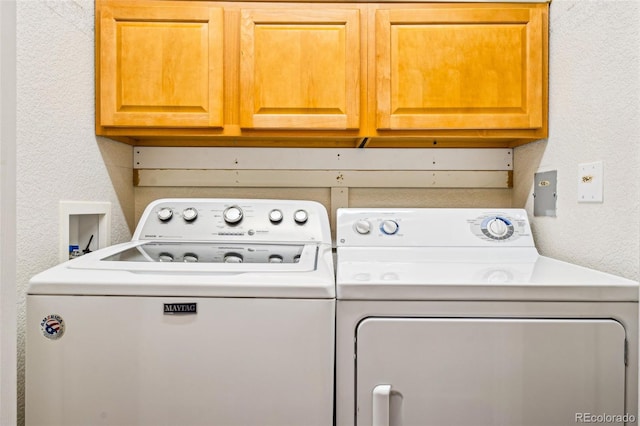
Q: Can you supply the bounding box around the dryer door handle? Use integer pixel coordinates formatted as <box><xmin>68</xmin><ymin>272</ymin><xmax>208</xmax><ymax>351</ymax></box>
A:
<box><xmin>372</xmin><ymin>384</ymin><xmax>392</xmax><ymax>426</ymax></box>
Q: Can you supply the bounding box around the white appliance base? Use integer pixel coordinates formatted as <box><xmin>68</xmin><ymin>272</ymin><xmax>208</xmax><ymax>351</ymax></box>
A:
<box><xmin>27</xmin><ymin>295</ymin><xmax>335</xmax><ymax>426</ymax></box>
<box><xmin>336</xmin><ymin>300</ymin><xmax>638</xmax><ymax>426</ymax></box>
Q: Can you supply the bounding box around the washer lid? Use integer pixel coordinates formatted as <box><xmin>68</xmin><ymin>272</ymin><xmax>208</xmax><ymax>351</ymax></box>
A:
<box><xmin>101</xmin><ymin>241</ymin><xmax>308</xmax><ymax>266</ymax></box>
<box><xmin>68</xmin><ymin>241</ymin><xmax>317</xmax><ymax>273</ymax></box>
<box><xmin>28</xmin><ymin>242</ymin><xmax>335</xmax><ymax>298</ymax></box>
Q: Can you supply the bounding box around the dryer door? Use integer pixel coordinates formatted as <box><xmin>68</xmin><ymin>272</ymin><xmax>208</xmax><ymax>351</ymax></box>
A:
<box><xmin>356</xmin><ymin>318</ymin><xmax>627</xmax><ymax>426</ymax></box>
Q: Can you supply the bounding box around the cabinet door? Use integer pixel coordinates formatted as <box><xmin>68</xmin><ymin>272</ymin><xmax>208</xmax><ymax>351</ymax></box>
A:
<box><xmin>357</xmin><ymin>318</ymin><xmax>626</xmax><ymax>426</ymax></box>
<box><xmin>240</xmin><ymin>8</ymin><xmax>360</xmax><ymax>130</ymax></box>
<box><xmin>376</xmin><ymin>6</ymin><xmax>545</xmax><ymax>131</ymax></box>
<box><xmin>99</xmin><ymin>4</ymin><xmax>223</xmax><ymax>128</ymax></box>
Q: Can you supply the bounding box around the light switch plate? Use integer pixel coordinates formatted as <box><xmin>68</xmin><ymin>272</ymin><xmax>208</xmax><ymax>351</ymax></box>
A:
<box><xmin>578</xmin><ymin>161</ymin><xmax>603</xmax><ymax>203</ymax></box>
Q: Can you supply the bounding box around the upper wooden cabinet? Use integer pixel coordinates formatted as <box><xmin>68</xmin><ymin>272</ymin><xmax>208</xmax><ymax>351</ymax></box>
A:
<box><xmin>95</xmin><ymin>1</ymin><xmax>549</xmax><ymax>148</ymax></box>
<box><xmin>98</xmin><ymin>3</ymin><xmax>224</xmax><ymax>128</ymax></box>
<box><xmin>374</xmin><ymin>4</ymin><xmax>545</xmax><ymax>132</ymax></box>
<box><xmin>240</xmin><ymin>8</ymin><xmax>361</xmax><ymax>130</ymax></box>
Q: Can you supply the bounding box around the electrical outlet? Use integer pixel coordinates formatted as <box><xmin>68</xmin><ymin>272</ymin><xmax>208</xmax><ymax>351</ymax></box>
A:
<box><xmin>533</xmin><ymin>170</ymin><xmax>557</xmax><ymax>216</ymax></box>
<box><xmin>578</xmin><ymin>161</ymin><xmax>603</xmax><ymax>203</ymax></box>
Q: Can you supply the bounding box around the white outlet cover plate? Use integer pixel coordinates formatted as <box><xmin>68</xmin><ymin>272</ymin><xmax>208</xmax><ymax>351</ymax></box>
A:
<box><xmin>578</xmin><ymin>161</ymin><xmax>603</xmax><ymax>203</ymax></box>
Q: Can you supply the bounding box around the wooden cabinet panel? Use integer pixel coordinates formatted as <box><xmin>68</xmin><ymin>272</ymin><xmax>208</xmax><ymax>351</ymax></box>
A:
<box><xmin>375</xmin><ymin>5</ymin><xmax>545</xmax><ymax>131</ymax></box>
<box><xmin>95</xmin><ymin>1</ymin><xmax>548</xmax><ymax>147</ymax></box>
<box><xmin>240</xmin><ymin>8</ymin><xmax>361</xmax><ymax>129</ymax></box>
<box><xmin>99</xmin><ymin>4</ymin><xmax>224</xmax><ymax>128</ymax></box>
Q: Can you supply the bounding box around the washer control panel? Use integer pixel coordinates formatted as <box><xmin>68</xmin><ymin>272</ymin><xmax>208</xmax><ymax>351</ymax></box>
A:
<box><xmin>134</xmin><ymin>199</ymin><xmax>331</xmax><ymax>243</ymax></box>
<box><xmin>337</xmin><ymin>208</ymin><xmax>534</xmax><ymax>247</ymax></box>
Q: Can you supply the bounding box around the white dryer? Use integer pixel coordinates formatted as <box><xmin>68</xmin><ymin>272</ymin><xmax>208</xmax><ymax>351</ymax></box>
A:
<box><xmin>27</xmin><ymin>198</ymin><xmax>335</xmax><ymax>426</ymax></box>
<box><xmin>335</xmin><ymin>208</ymin><xmax>638</xmax><ymax>426</ymax></box>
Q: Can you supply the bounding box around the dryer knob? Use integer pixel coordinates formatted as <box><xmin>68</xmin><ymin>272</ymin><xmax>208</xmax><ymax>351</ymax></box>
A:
<box><xmin>354</xmin><ymin>220</ymin><xmax>371</xmax><ymax>235</ymax></box>
<box><xmin>269</xmin><ymin>254</ymin><xmax>284</xmax><ymax>263</ymax></box>
<box><xmin>223</xmin><ymin>206</ymin><xmax>243</xmax><ymax>225</ymax></box>
<box><xmin>487</xmin><ymin>218</ymin><xmax>508</xmax><ymax>238</ymax></box>
<box><xmin>157</xmin><ymin>208</ymin><xmax>173</xmax><ymax>222</ymax></box>
<box><xmin>380</xmin><ymin>220</ymin><xmax>399</xmax><ymax>235</ymax></box>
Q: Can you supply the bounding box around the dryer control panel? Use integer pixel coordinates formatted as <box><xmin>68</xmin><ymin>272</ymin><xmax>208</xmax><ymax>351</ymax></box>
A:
<box><xmin>336</xmin><ymin>208</ymin><xmax>535</xmax><ymax>247</ymax></box>
<box><xmin>134</xmin><ymin>198</ymin><xmax>332</xmax><ymax>244</ymax></box>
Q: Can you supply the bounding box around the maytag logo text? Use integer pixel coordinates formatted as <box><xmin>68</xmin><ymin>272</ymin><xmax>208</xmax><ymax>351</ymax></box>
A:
<box><xmin>163</xmin><ymin>303</ymin><xmax>197</xmax><ymax>315</ymax></box>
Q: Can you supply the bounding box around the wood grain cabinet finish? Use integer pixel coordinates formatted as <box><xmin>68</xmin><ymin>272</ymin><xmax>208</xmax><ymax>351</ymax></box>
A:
<box><xmin>240</xmin><ymin>8</ymin><xmax>361</xmax><ymax>130</ymax></box>
<box><xmin>95</xmin><ymin>1</ymin><xmax>548</xmax><ymax>147</ymax></box>
<box><xmin>98</xmin><ymin>3</ymin><xmax>224</xmax><ymax>128</ymax></box>
<box><xmin>374</xmin><ymin>4</ymin><xmax>546</xmax><ymax>133</ymax></box>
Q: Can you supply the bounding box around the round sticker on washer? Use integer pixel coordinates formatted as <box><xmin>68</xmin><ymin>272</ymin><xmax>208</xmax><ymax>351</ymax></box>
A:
<box><xmin>40</xmin><ymin>314</ymin><xmax>65</xmax><ymax>340</ymax></box>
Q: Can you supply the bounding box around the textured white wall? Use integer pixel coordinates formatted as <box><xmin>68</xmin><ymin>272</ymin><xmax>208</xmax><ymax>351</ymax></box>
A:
<box><xmin>15</xmin><ymin>1</ymin><xmax>134</xmax><ymax>423</ymax></box>
<box><xmin>13</xmin><ymin>0</ymin><xmax>640</xmax><ymax>423</ymax></box>
<box><xmin>0</xmin><ymin>1</ymin><xmax>17</xmax><ymax>424</ymax></box>
<box><xmin>514</xmin><ymin>0</ymin><xmax>640</xmax><ymax>280</ymax></box>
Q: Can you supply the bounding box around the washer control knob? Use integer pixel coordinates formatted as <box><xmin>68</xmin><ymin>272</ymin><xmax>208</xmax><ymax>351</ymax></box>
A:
<box><xmin>354</xmin><ymin>220</ymin><xmax>371</xmax><ymax>235</ymax></box>
<box><xmin>158</xmin><ymin>253</ymin><xmax>174</xmax><ymax>262</ymax></box>
<box><xmin>380</xmin><ymin>220</ymin><xmax>399</xmax><ymax>235</ymax></box>
<box><xmin>157</xmin><ymin>208</ymin><xmax>173</xmax><ymax>222</ymax></box>
<box><xmin>269</xmin><ymin>209</ymin><xmax>283</xmax><ymax>224</ymax></box>
<box><xmin>294</xmin><ymin>209</ymin><xmax>308</xmax><ymax>225</ymax></box>
<box><xmin>223</xmin><ymin>253</ymin><xmax>243</xmax><ymax>263</ymax></box>
<box><xmin>182</xmin><ymin>207</ymin><xmax>198</xmax><ymax>222</ymax></box>
<box><xmin>183</xmin><ymin>253</ymin><xmax>198</xmax><ymax>263</ymax></box>
<box><xmin>487</xmin><ymin>218</ymin><xmax>508</xmax><ymax>238</ymax></box>
<box><xmin>223</xmin><ymin>206</ymin><xmax>243</xmax><ymax>225</ymax></box>
<box><xmin>269</xmin><ymin>254</ymin><xmax>284</xmax><ymax>263</ymax></box>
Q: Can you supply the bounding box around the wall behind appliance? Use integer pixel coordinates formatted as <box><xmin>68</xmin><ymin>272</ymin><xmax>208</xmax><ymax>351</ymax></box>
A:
<box><xmin>513</xmin><ymin>0</ymin><xmax>640</xmax><ymax>281</ymax></box>
<box><xmin>15</xmin><ymin>1</ymin><xmax>134</xmax><ymax>424</ymax></box>
<box><xmin>134</xmin><ymin>187</ymin><xmax>513</xmax><ymax>225</ymax></box>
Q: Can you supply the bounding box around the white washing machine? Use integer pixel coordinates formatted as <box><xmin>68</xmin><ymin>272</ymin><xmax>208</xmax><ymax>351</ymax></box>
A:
<box><xmin>27</xmin><ymin>198</ymin><xmax>335</xmax><ymax>426</ymax></box>
<box><xmin>335</xmin><ymin>208</ymin><xmax>638</xmax><ymax>426</ymax></box>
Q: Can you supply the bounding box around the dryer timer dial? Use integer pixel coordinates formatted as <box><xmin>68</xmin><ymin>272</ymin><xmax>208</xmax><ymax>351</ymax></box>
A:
<box><xmin>481</xmin><ymin>216</ymin><xmax>515</xmax><ymax>240</ymax></box>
